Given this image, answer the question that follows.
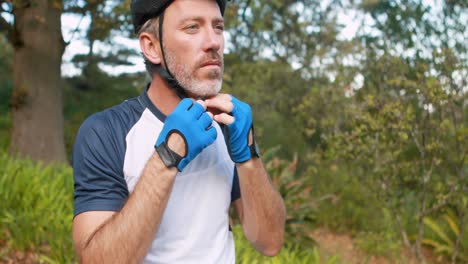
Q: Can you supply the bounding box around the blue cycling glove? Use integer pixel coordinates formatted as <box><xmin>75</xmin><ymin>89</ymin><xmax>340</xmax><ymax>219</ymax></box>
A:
<box><xmin>155</xmin><ymin>99</ymin><xmax>217</xmax><ymax>171</ymax></box>
<box><xmin>221</xmin><ymin>96</ymin><xmax>260</xmax><ymax>163</ymax></box>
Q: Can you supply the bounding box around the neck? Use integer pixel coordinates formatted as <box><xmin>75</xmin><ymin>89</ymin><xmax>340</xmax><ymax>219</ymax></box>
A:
<box><xmin>147</xmin><ymin>75</ymin><xmax>182</xmax><ymax>116</ymax></box>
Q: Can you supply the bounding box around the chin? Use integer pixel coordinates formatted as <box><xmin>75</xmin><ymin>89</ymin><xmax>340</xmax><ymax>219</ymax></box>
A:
<box><xmin>186</xmin><ymin>80</ymin><xmax>222</xmax><ymax>98</ymax></box>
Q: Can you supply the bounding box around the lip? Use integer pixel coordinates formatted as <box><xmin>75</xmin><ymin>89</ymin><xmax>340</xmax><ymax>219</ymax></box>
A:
<box><xmin>200</xmin><ymin>60</ymin><xmax>221</xmax><ymax>67</ymax></box>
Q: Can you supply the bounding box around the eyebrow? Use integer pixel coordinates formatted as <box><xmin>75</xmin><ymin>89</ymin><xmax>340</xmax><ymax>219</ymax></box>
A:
<box><xmin>178</xmin><ymin>16</ymin><xmax>224</xmax><ymax>25</ymax></box>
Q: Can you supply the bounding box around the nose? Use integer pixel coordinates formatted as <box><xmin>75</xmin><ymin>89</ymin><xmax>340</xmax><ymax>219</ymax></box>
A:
<box><xmin>202</xmin><ymin>27</ymin><xmax>222</xmax><ymax>52</ymax></box>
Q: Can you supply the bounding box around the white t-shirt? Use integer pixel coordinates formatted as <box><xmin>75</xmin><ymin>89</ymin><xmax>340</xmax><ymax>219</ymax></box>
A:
<box><xmin>73</xmin><ymin>89</ymin><xmax>240</xmax><ymax>263</ymax></box>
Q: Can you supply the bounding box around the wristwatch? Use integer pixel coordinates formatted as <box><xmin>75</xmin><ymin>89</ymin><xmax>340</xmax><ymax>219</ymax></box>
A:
<box><xmin>250</xmin><ymin>141</ymin><xmax>261</xmax><ymax>158</ymax></box>
<box><xmin>249</xmin><ymin>126</ymin><xmax>261</xmax><ymax>158</ymax></box>
<box><xmin>155</xmin><ymin>141</ymin><xmax>183</xmax><ymax>170</ymax></box>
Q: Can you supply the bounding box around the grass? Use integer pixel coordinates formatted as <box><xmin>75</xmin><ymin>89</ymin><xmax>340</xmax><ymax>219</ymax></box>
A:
<box><xmin>0</xmin><ymin>152</ymin><xmax>74</xmax><ymax>263</ymax></box>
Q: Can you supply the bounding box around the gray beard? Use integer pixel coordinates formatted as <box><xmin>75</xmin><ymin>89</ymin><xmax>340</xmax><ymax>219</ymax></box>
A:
<box><xmin>164</xmin><ymin>47</ymin><xmax>223</xmax><ymax>98</ymax></box>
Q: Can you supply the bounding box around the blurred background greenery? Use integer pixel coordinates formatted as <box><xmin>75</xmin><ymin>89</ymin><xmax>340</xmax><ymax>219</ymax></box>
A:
<box><xmin>0</xmin><ymin>0</ymin><xmax>466</xmax><ymax>263</ymax></box>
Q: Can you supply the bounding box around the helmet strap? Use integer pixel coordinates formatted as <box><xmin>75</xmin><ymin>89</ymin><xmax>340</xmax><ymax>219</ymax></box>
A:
<box><xmin>157</xmin><ymin>11</ymin><xmax>188</xmax><ymax>99</ymax></box>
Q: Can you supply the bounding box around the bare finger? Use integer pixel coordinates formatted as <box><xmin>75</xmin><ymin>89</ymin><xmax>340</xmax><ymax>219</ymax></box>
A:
<box><xmin>205</xmin><ymin>97</ymin><xmax>234</xmax><ymax>114</ymax></box>
<box><xmin>214</xmin><ymin>113</ymin><xmax>235</xmax><ymax>125</ymax></box>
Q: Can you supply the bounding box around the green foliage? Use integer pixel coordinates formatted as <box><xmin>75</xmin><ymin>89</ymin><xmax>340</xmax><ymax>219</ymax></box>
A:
<box><xmin>233</xmin><ymin>226</ymin><xmax>340</xmax><ymax>264</ymax></box>
<box><xmin>262</xmin><ymin>147</ymin><xmax>317</xmax><ymax>248</ymax></box>
<box><xmin>0</xmin><ymin>35</ymin><xmax>12</xmax><ymax>153</ymax></box>
<box><xmin>422</xmin><ymin>210</ymin><xmax>468</xmax><ymax>262</ymax></box>
<box><xmin>294</xmin><ymin>1</ymin><xmax>467</xmax><ymax>261</ymax></box>
<box><xmin>0</xmin><ymin>153</ymin><xmax>75</xmax><ymax>263</ymax></box>
<box><xmin>63</xmin><ymin>73</ymin><xmax>145</xmax><ymax>159</ymax></box>
<box><xmin>354</xmin><ymin>209</ymin><xmax>402</xmax><ymax>258</ymax></box>
<box><xmin>310</xmin><ymin>165</ymin><xmax>384</xmax><ymax>233</ymax></box>
<box><xmin>0</xmin><ymin>113</ymin><xmax>10</xmax><ymax>152</ymax></box>
<box><xmin>64</xmin><ymin>0</ymin><xmax>135</xmax><ymax>75</ymax></box>
<box><xmin>0</xmin><ymin>35</ymin><xmax>12</xmax><ymax>78</ymax></box>
<box><xmin>223</xmin><ymin>57</ymin><xmax>311</xmax><ymax>158</ymax></box>
<box><xmin>355</xmin><ymin>231</ymin><xmax>401</xmax><ymax>259</ymax></box>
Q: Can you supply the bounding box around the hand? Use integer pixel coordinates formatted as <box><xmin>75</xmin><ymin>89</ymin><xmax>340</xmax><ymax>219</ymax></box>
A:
<box><xmin>155</xmin><ymin>99</ymin><xmax>217</xmax><ymax>171</ymax></box>
<box><xmin>205</xmin><ymin>94</ymin><xmax>255</xmax><ymax>163</ymax></box>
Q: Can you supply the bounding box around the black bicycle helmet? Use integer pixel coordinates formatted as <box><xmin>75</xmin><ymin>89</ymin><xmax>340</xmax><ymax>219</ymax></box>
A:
<box><xmin>131</xmin><ymin>0</ymin><xmax>229</xmax><ymax>98</ymax></box>
<box><xmin>131</xmin><ymin>0</ymin><xmax>229</xmax><ymax>34</ymax></box>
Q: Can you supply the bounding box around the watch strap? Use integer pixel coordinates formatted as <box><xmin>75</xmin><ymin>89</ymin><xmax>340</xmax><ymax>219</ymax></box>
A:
<box><xmin>249</xmin><ymin>141</ymin><xmax>261</xmax><ymax>158</ymax></box>
<box><xmin>249</xmin><ymin>125</ymin><xmax>261</xmax><ymax>158</ymax></box>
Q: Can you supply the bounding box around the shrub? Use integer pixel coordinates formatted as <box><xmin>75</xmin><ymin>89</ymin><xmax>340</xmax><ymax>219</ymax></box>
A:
<box><xmin>0</xmin><ymin>153</ymin><xmax>75</xmax><ymax>263</ymax></box>
<box><xmin>422</xmin><ymin>209</ymin><xmax>468</xmax><ymax>262</ymax></box>
<box><xmin>0</xmin><ymin>114</ymin><xmax>10</xmax><ymax>152</ymax></box>
<box><xmin>233</xmin><ymin>226</ymin><xmax>340</xmax><ymax>264</ymax></box>
<box><xmin>262</xmin><ymin>147</ymin><xmax>318</xmax><ymax>248</ymax></box>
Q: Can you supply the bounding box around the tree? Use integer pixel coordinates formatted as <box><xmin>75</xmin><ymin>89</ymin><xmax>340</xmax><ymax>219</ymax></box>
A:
<box><xmin>65</xmin><ymin>0</ymin><xmax>137</xmax><ymax>91</ymax></box>
<box><xmin>295</xmin><ymin>1</ymin><xmax>467</xmax><ymax>262</ymax></box>
<box><xmin>1</xmin><ymin>0</ymin><xmax>66</xmax><ymax>163</ymax></box>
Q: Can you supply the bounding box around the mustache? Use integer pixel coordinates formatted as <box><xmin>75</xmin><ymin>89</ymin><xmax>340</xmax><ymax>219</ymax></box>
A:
<box><xmin>196</xmin><ymin>52</ymin><xmax>223</xmax><ymax>68</ymax></box>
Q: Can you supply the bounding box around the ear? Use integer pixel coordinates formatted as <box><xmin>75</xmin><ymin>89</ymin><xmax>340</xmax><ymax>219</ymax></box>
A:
<box><xmin>139</xmin><ymin>32</ymin><xmax>162</xmax><ymax>65</ymax></box>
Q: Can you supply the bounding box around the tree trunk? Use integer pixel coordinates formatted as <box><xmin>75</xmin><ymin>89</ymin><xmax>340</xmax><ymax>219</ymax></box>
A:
<box><xmin>10</xmin><ymin>0</ymin><xmax>66</xmax><ymax>164</ymax></box>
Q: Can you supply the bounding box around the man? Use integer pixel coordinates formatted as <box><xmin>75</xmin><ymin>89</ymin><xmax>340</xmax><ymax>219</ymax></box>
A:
<box><xmin>72</xmin><ymin>0</ymin><xmax>286</xmax><ymax>263</ymax></box>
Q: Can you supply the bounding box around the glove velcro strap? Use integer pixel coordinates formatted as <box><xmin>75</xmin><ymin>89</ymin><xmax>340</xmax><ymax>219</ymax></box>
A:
<box><xmin>155</xmin><ymin>141</ymin><xmax>184</xmax><ymax>171</ymax></box>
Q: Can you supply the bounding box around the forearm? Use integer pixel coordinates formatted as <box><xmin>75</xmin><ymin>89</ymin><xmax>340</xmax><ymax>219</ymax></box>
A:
<box><xmin>237</xmin><ymin>158</ymin><xmax>286</xmax><ymax>256</ymax></box>
<box><xmin>79</xmin><ymin>153</ymin><xmax>177</xmax><ymax>263</ymax></box>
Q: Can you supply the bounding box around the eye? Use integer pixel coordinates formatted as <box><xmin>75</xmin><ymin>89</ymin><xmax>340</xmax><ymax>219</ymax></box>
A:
<box><xmin>185</xmin><ymin>24</ymin><xmax>200</xmax><ymax>33</ymax></box>
<box><xmin>214</xmin><ymin>24</ymin><xmax>224</xmax><ymax>33</ymax></box>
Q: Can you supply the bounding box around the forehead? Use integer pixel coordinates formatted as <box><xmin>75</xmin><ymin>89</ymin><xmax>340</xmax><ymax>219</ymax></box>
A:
<box><xmin>165</xmin><ymin>0</ymin><xmax>223</xmax><ymax>22</ymax></box>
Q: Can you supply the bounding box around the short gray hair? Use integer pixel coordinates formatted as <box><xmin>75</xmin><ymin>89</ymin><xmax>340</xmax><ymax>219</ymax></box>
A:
<box><xmin>138</xmin><ymin>17</ymin><xmax>160</xmax><ymax>78</ymax></box>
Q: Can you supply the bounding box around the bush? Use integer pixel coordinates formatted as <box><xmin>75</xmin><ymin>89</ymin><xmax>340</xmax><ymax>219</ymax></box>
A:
<box><xmin>233</xmin><ymin>226</ymin><xmax>340</xmax><ymax>264</ymax></box>
<box><xmin>422</xmin><ymin>209</ymin><xmax>468</xmax><ymax>262</ymax></box>
<box><xmin>0</xmin><ymin>153</ymin><xmax>75</xmax><ymax>263</ymax></box>
<box><xmin>309</xmin><ymin>162</ymin><xmax>384</xmax><ymax>234</ymax></box>
<box><xmin>262</xmin><ymin>147</ymin><xmax>318</xmax><ymax>248</ymax></box>
<box><xmin>0</xmin><ymin>113</ymin><xmax>10</xmax><ymax>152</ymax></box>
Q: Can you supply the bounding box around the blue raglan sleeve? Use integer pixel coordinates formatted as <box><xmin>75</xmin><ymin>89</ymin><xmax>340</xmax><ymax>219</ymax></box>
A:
<box><xmin>72</xmin><ymin>113</ymin><xmax>129</xmax><ymax>217</ymax></box>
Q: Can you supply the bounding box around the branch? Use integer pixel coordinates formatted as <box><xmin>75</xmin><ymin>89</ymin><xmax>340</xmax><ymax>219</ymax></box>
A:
<box><xmin>421</xmin><ymin>182</ymin><xmax>458</xmax><ymax>216</ymax></box>
<box><xmin>395</xmin><ymin>212</ymin><xmax>415</xmax><ymax>255</ymax></box>
<box><xmin>241</xmin><ymin>0</ymin><xmax>252</xmax><ymax>23</ymax></box>
<box><xmin>63</xmin><ymin>13</ymin><xmax>85</xmax><ymax>46</ymax></box>
<box><xmin>410</xmin><ymin>128</ymin><xmax>424</xmax><ymax>157</ymax></box>
<box><xmin>451</xmin><ymin>194</ymin><xmax>468</xmax><ymax>264</ymax></box>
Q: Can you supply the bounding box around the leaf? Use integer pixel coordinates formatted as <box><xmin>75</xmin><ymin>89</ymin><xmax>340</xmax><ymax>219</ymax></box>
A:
<box><xmin>423</xmin><ymin>217</ymin><xmax>453</xmax><ymax>247</ymax></box>
<box><xmin>421</xmin><ymin>238</ymin><xmax>452</xmax><ymax>254</ymax></box>
<box><xmin>443</xmin><ymin>213</ymin><xmax>459</xmax><ymax>237</ymax></box>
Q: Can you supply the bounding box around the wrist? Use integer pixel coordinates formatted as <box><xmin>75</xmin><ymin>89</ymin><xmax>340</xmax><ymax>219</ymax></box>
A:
<box><xmin>150</xmin><ymin>151</ymin><xmax>178</xmax><ymax>175</ymax></box>
<box><xmin>155</xmin><ymin>130</ymin><xmax>190</xmax><ymax>172</ymax></box>
<box><xmin>236</xmin><ymin>157</ymin><xmax>262</xmax><ymax>169</ymax></box>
